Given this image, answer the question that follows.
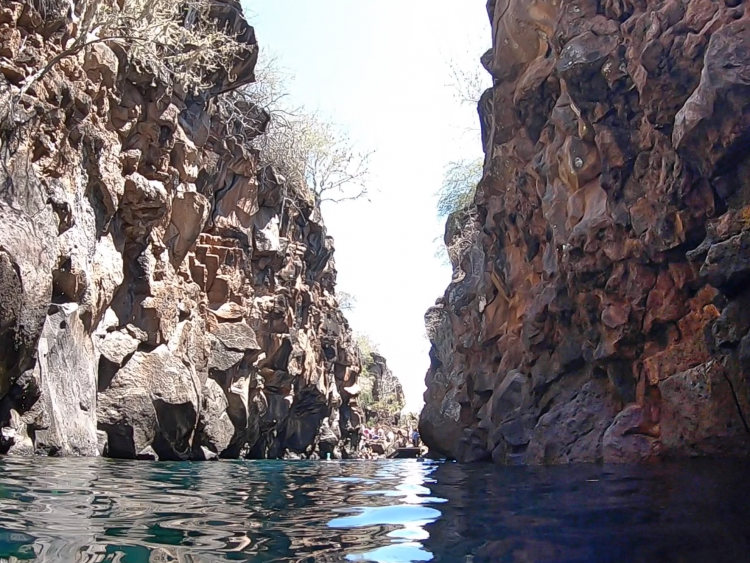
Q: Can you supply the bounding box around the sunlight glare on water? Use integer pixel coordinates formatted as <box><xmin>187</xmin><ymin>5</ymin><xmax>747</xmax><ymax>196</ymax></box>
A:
<box><xmin>0</xmin><ymin>458</ymin><xmax>748</xmax><ymax>562</ymax></box>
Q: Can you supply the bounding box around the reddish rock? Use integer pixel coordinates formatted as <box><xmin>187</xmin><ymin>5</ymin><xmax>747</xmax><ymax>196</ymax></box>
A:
<box><xmin>421</xmin><ymin>0</ymin><xmax>750</xmax><ymax>464</ymax></box>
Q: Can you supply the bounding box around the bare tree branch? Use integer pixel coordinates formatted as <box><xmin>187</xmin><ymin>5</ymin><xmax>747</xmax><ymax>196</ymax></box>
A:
<box><xmin>15</xmin><ymin>0</ymin><xmax>249</xmax><ymax>103</ymax></box>
<box><xmin>238</xmin><ymin>53</ymin><xmax>373</xmax><ymax>205</ymax></box>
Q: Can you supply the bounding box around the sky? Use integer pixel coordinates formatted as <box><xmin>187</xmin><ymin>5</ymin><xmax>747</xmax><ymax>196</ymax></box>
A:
<box><xmin>243</xmin><ymin>1</ymin><xmax>492</xmax><ymax>411</ymax></box>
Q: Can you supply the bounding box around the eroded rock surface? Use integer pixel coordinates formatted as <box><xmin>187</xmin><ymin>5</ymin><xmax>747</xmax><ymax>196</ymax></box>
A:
<box><xmin>421</xmin><ymin>0</ymin><xmax>750</xmax><ymax>464</ymax></box>
<box><xmin>369</xmin><ymin>353</ymin><xmax>405</xmax><ymax>407</ymax></box>
<box><xmin>0</xmin><ymin>0</ymin><xmax>364</xmax><ymax>459</ymax></box>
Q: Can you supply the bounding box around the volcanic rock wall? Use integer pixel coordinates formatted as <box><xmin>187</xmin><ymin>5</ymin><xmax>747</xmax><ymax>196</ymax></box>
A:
<box><xmin>369</xmin><ymin>353</ymin><xmax>405</xmax><ymax>407</ymax></box>
<box><xmin>0</xmin><ymin>0</ymin><xmax>364</xmax><ymax>459</ymax></box>
<box><xmin>421</xmin><ymin>0</ymin><xmax>750</xmax><ymax>464</ymax></box>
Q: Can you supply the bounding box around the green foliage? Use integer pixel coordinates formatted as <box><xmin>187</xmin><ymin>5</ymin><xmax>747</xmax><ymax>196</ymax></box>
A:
<box><xmin>367</xmin><ymin>399</ymin><xmax>400</xmax><ymax>414</ymax></box>
<box><xmin>354</xmin><ymin>333</ymin><xmax>378</xmax><ymax>408</ymax></box>
<box><xmin>436</xmin><ymin>158</ymin><xmax>483</xmax><ymax>219</ymax></box>
<box><xmin>354</xmin><ymin>333</ymin><xmax>379</xmax><ymax>368</ymax></box>
<box><xmin>358</xmin><ymin>383</ymin><xmax>374</xmax><ymax>408</ymax></box>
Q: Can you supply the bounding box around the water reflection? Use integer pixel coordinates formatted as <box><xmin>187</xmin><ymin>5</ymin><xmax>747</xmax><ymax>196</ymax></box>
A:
<box><xmin>422</xmin><ymin>460</ymin><xmax>750</xmax><ymax>563</ymax></box>
<box><xmin>0</xmin><ymin>458</ymin><xmax>442</xmax><ymax>562</ymax></box>
<box><xmin>0</xmin><ymin>458</ymin><xmax>748</xmax><ymax>562</ymax></box>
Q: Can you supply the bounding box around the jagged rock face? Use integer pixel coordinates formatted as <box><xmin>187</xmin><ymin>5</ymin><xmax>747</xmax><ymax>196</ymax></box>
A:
<box><xmin>369</xmin><ymin>353</ymin><xmax>405</xmax><ymax>407</ymax></box>
<box><xmin>0</xmin><ymin>0</ymin><xmax>363</xmax><ymax>459</ymax></box>
<box><xmin>421</xmin><ymin>0</ymin><xmax>750</xmax><ymax>464</ymax></box>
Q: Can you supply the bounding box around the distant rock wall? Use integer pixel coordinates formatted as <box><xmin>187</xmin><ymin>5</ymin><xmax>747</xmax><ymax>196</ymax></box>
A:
<box><xmin>0</xmin><ymin>0</ymin><xmax>364</xmax><ymax>459</ymax></box>
<box><xmin>421</xmin><ymin>0</ymin><xmax>750</xmax><ymax>464</ymax></box>
<box><xmin>370</xmin><ymin>353</ymin><xmax>405</xmax><ymax>407</ymax></box>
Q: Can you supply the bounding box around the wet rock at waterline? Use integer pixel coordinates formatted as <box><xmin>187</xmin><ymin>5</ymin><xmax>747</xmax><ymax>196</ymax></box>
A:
<box><xmin>0</xmin><ymin>0</ymin><xmax>365</xmax><ymax>460</ymax></box>
<box><xmin>421</xmin><ymin>0</ymin><xmax>750</xmax><ymax>464</ymax></box>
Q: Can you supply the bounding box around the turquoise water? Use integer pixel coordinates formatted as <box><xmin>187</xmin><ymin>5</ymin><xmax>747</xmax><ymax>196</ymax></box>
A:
<box><xmin>0</xmin><ymin>458</ymin><xmax>748</xmax><ymax>562</ymax></box>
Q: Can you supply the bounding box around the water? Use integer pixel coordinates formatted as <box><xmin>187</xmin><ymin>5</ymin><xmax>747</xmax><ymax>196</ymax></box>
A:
<box><xmin>0</xmin><ymin>458</ymin><xmax>748</xmax><ymax>562</ymax></box>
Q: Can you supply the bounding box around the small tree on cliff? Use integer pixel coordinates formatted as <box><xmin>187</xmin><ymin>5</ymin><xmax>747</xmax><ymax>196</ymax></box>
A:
<box><xmin>448</xmin><ymin>56</ymin><xmax>490</xmax><ymax>107</ymax></box>
<box><xmin>243</xmin><ymin>52</ymin><xmax>372</xmax><ymax>204</ymax></box>
<box><xmin>354</xmin><ymin>333</ymin><xmax>379</xmax><ymax>372</ymax></box>
<box><xmin>11</xmin><ymin>0</ymin><xmax>248</xmax><ymax>105</ymax></box>
<box><xmin>436</xmin><ymin>158</ymin><xmax>482</xmax><ymax>219</ymax></box>
<box><xmin>353</xmin><ymin>333</ymin><xmax>379</xmax><ymax>407</ymax></box>
<box><xmin>434</xmin><ymin>158</ymin><xmax>483</xmax><ymax>265</ymax></box>
<box><xmin>335</xmin><ymin>291</ymin><xmax>357</xmax><ymax>312</ymax></box>
<box><xmin>253</xmin><ymin>110</ymin><xmax>372</xmax><ymax>204</ymax></box>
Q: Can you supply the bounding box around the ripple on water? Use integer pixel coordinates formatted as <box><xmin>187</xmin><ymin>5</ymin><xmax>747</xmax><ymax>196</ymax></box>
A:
<box><xmin>0</xmin><ymin>458</ymin><xmax>445</xmax><ymax>562</ymax></box>
<box><xmin>0</xmin><ymin>458</ymin><xmax>749</xmax><ymax>562</ymax></box>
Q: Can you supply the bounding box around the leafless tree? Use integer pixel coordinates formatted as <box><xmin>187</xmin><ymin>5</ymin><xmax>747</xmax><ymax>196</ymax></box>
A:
<box><xmin>253</xmin><ymin>110</ymin><xmax>372</xmax><ymax>204</ymax></box>
<box><xmin>240</xmin><ymin>52</ymin><xmax>372</xmax><ymax>205</ymax></box>
<box><xmin>448</xmin><ymin>58</ymin><xmax>491</xmax><ymax>107</ymax></box>
<box><xmin>15</xmin><ymin>0</ymin><xmax>248</xmax><ymax>102</ymax></box>
<box><xmin>336</xmin><ymin>291</ymin><xmax>357</xmax><ymax>312</ymax></box>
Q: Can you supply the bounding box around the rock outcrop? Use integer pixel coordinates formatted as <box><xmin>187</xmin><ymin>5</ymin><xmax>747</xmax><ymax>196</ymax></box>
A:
<box><xmin>369</xmin><ymin>353</ymin><xmax>405</xmax><ymax>407</ymax></box>
<box><xmin>421</xmin><ymin>0</ymin><xmax>750</xmax><ymax>464</ymax></box>
<box><xmin>357</xmin><ymin>349</ymin><xmax>405</xmax><ymax>426</ymax></box>
<box><xmin>0</xmin><ymin>0</ymin><xmax>364</xmax><ymax>459</ymax></box>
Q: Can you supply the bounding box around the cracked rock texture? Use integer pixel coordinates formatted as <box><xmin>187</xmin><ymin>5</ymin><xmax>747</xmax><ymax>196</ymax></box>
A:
<box><xmin>421</xmin><ymin>0</ymin><xmax>750</xmax><ymax>464</ymax></box>
<box><xmin>0</xmin><ymin>0</ymin><xmax>364</xmax><ymax>459</ymax></box>
<box><xmin>369</xmin><ymin>353</ymin><xmax>405</xmax><ymax>407</ymax></box>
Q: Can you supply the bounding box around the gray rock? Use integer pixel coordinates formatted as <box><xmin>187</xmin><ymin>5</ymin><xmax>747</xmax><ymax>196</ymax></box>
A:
<box><xmin>211</xmin><ymin>322</ymin><xmax>260</xmax><ymax>353</ymax></box>
<box><xmin>98</xmin><ymin>330</ymin><xmax>140</xmax><ymax>366</ymax></box>
<box><xmin>97</xmin><ymin>345</ymin><xmax>201</xmax><ymax>460</ymax></box>
<box><xmin>208</xmin><ymin>333</ymin><xmax>246</xmax><ymax>372</ymax></box>
<box><xmin>602</xmin><ymin>404</ymin><xmax>659</xmax><ymax>464</ymax></box>
<box><xmin>33</xmin><ymin>304</ymin><xmax>99</xmax><ymax>456</ymax></box>
<box><xmin>136</xmin><ymin>446</ymin><xmax>159</xmax><ymax>461</ymax></box>
<box><xmin>0</xmin><ymin>151</ymin><xmax>56</xmax><ymax>399</ymax></box>
<box><xmin>96</xmin><ymin>430</ymin><xmax>109</xmax><ymax>457</ymax></box>
<box><xmin>659</xmin><ymin>362</ymin><xmax>750</xmax><ymax>457</ymax></box>
<box><xmin>2</xmin><ymin>410</ymin><xmax>34</xmax><ymax>456</ymax></box>
<box><xmin>524</xmin><ymin>380</ymin><xmax>618</xmax><ymax>465</ymax></box>
<box><xmin>194</xmin><ymin>378</ymin><xmax>234</xmax><ymax>456</ymax></box>
<box><xmin>198</xmin><ymin>446</ymin><xmax>219</xmax><ymax>461</ymax></box>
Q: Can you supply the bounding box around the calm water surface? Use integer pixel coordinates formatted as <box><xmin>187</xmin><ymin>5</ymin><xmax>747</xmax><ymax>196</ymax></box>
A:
<box><xmin>0</xmin><ymin>458</ymin><xmax>747</xmax><ymax>562</ymax></box>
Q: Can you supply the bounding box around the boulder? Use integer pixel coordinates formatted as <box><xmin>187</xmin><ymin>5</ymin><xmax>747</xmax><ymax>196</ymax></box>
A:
<box><xmin>33</xmin><ymin>304</ymin><xmax>99</xmax><ymax>456</ymax></box>
<box><xmin>97</xmin><ymin>346</ymin><xmax>201</xmax><ymax>460</ymax></box>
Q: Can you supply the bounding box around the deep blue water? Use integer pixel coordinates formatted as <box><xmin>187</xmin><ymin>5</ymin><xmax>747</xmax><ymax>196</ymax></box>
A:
<box><xmin>0</xmin><ymin>458</ymin><xmax>748</xmax><ymax>562</ymax></box>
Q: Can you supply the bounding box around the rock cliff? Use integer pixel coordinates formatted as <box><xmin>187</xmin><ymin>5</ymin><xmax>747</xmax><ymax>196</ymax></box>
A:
<box><xmin>0</xmin><ymin>0</ymin><xmax>364</xmax><ymax>459</ymax></box>
<box><xmin>421</xmin><ymin>0</ymin><xmax>750</xmax><ymax>464</ymax></box>
<box><xmin>368</xmin><ymin>353</ymin><xmax>405</xmax><ymax>408</ymax></box>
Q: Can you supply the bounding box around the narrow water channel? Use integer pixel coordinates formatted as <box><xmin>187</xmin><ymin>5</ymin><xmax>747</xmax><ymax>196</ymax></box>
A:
<box><xmin>0</xmin><ymin>458</ymin><xmax>747</xmax><ymax>562</ymax></box>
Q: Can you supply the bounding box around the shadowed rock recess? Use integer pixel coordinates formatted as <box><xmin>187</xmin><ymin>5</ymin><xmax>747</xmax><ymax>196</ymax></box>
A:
<box><xmin>421</xmin><ymin>0</ymin><xmax>750</xmax><ymax>464</ymax></box>
<box><xmin>0</xmin><ymin>0</ymin><xmax>366</xmax><ymax>459</ymax></box>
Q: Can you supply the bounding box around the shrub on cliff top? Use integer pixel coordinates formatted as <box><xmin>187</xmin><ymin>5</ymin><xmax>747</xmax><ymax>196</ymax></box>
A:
<box><xmin>436</xmin><ymin>158</ymin><xmax>482</xmax><ymax>219</ymax></box>
<box><xmin>434</xmin><ymin>158</ymin><xmax>482</xmax><ymax>266</ymax></box>
<box><xmin>242</xmin><ymin>52</ymin><xmax>372</xmax><ymax>205</ymax></box>
<box><xmin>253</xmin><ymin>109</ymin><xmax>372</xmax><ymax>205</ymax></box>
<box><xmin>16</xmin><ymin>0</ymin><xmax>250</xmax><ymax>103</ymax></box>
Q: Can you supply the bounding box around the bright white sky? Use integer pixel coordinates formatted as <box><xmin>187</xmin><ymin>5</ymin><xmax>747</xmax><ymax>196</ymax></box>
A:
<box><xmin>243</xmin><ymin>1</ymin><xmax>491</xmax><ymax>411</ymax></box>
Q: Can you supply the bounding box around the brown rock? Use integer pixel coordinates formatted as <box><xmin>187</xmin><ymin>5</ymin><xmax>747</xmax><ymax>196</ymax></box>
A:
<box><xmin>0</xmin><ymin>0</ymin><xmax>364</xmax><ymax>461</ymax></box>
<box><xmin>421</xmin><ymin>0</ymin><xmax>750</xmax><ymax>464</ymax></box>
<box><xmin>659</xmin><ymin>362</ymin><xmax>750</xmax><ymax>456</ymax></box>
